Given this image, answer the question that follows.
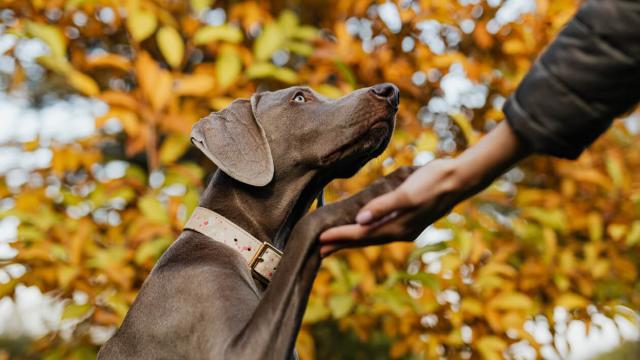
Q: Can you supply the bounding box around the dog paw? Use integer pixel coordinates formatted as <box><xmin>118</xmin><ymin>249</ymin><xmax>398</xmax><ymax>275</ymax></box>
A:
<box><xmin>295</xmin><ymin>166</ymin><xmax>418</xmax><ymax>236</ymax></box>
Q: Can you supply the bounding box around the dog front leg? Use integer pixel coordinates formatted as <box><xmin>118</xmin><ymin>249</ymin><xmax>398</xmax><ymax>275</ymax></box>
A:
<box><xmin>224</xmin><ymin>167</ymin><xmax>415</xmax><ymax>360</ymax></box>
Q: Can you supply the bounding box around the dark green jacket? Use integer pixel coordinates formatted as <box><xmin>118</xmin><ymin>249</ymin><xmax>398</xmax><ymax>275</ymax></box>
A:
<box><xmin>504</xmin><ymin>0</ymin><xmax>640</xmax><ymax>159</ymax></box>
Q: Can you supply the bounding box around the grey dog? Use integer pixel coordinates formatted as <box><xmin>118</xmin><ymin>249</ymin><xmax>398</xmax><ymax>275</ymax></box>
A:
<box><xmin>98</xmin><ymin>84</ymin><xmax>413</xmax><ymax>359</ymax></box>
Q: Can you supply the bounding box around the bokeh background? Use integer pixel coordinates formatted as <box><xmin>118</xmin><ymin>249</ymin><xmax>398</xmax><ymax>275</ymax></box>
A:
<box><xmin>0</xmin><ymin>0</ymin><xmax>639</xmax><ymax>359</ymax></box>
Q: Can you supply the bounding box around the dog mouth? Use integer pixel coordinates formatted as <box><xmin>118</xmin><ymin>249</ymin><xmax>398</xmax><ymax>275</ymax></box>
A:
<box><xmin>320</xmin><ymin>114</ymin><xmax>395</xmax><ymax>166</ymax></box>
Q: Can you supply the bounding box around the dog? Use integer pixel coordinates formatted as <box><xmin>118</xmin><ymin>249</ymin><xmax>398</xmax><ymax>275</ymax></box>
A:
<box><xmin>98</xmin><ymin>83</ymin><xmax>413</xmax><ymax>359</ymax></box>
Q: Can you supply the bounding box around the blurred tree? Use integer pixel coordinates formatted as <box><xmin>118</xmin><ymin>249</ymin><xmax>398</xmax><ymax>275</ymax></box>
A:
<box><xmin>0</xmin><ymin>0</ymin><xmax>638</xmax><ymax>359</ymax></box>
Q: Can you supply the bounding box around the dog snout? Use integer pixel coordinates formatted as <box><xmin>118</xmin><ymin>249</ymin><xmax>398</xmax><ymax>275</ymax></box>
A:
<box><xmin>369</xmin><ymin>83</ymin><xmax>400</xmax><ymax>109</ymax></box>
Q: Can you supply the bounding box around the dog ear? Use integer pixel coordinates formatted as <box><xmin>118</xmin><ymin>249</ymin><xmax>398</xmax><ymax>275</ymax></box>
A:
<box><xmin>190</xmin><ymin>98</ymin><xmax>274</xmax><ymax>187</ymax></box>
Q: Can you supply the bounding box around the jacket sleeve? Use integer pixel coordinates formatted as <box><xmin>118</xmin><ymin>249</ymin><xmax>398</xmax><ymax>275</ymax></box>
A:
<box><xmin>503</xmin><ymin>0</ymin><xmax>640</xmax><ymax>159</ymax></box>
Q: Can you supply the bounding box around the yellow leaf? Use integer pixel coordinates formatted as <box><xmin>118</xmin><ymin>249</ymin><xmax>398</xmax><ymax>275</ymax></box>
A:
<box><xmin>451</xmin><ymin>113</ymin><xmax>479</xmax><ymax>145</ymax></box>
<box><xmin>136</xmin><ymin>52</ymin><xmax>173</xmax><ymax>110</ymax></box>
<box><xmin>100</xmin><ymin>91</ymin><xmax>138</xmax><ymax>111</ymax></box>
<box><xmin>139</xmin><ymin>195</ymin><xmax>169</xmax><ymax>223</ymax></box>
<box><xmin>285</xmin><ymin>41</ymin><xmax>313</xmax><ymax>57</ymax></box>
<box><xmin>127</xmin><ymin>9</ymin><xmax>158</xmax><ymax>42</ymax></box>
<box><xmin>607</xmin><ymin>223</ymin><xmax>627</xmax><ymax>241</ymax></box>
<box><xmin>190</xmin><ymin>0</ymin><xmax>214</xmax><ymax>12</ymax></box>
<box><xmin>295</xmin><ymin>329</ymin><xmax>315</xmax><ymax>360</ymax></box>
<box><xmin>314</xmin><ymin>84</ymin><xmax>343</xmax><ymax>99</ymax></box>
<box><xmin>461</xmin><ymin>298</ymin><xmax>484</xmax><ymax>317</ymax></box>
<box><xmin>587</xmin><ymin>212</ymin><xmax>603</xmax><ymax>242</ymax></box>
<box><xmin>502</xmin><ymin>39</ymin><xmax>526</xmax><ymax>55</ymax></box>
<box><xmin>157</xmin><ymin>26</ymin><xmax>184</xmax><ymax>68</ymax></box>
<box><xmin>303</xmin><ymin>298</ymin><xmax>331</xmax><ymax>324</ymax></box>
<box><xmin>37</xmin><ymin>55</ymin><xmax>73</xmax><ymax>75</ymax></box>
<box><xmin>246</xmin><ymin>62</ymin><xmax>278</xmax><ymax>79</ymax></box>
<box><xmin>97</xmin><ymin>108</ymin><xmax>140</xmax><ymax>136</ymax></box>
<box><xmin>290</xmin><ymin>25</ymin><xmax>318</xmax><ymax>41</ymax></box>
<box><xmin>245</xmin><ymin>62</ymin><xmax>299</xmax><ymax>83</ymax></box>
<box><xmin>67</xmin><ymin>70</ymin><xmax>100</xmax><ymax>96</ymax></box>
<box><xmin>134</xmin><ymin>236</ymin><xmax>172</xmax><ymax>264</ymax></box>
<box><xmin>159</xmin><ymin>133</ymin><xmax>190</xmax><ymax>164</ymax></box>
<box><xmin>477</xmin><ymin>336</ymin><xmax>507</xmax><ymax>360</ymax></box>
<box><xmin>555</xmin><ymin>293</ymin><xmax>589</xmax><ymax>310</ymax></box>
<box><xmin>215</xmin><ymin>46</ymin><xmax>241</xmax><ymax>89</ymax></box>
<box><xmin>25</xmin><ymin>21</ymin><xmax>66</xmax><ymax>57</ymax></box>
<box><xmin>415</xmin><ymin>132</ymin><xmax>438</xmax><ymax>152</ymax></box>
<box><xmin>86</xmin><ymin>53</ymin><xmax>132</xmax><ymax>72</ymax></box>
<box><xmin>626</xmin><ymin>221</ymin><xmax>640</xmax><ymax>246</ymax></box>
<box><xmin>193</xmin><ymin>25</ymin><xmax>243</xmax><ymax>45</ymax></box>
<box><xmin>273</xmin><ymin>67</ymin><xmax>299</xmax><ymax>84</ymax></box>
<box><xmin>277</xmin><ymin>9</ymin><xmax>299</xmax><ymax>36</ymax></box>
<box><xmin>57</xmin><ymin>266</ymin><xmax>79</xmax><ymax>288</ymax></box>
<box><xmin>209</xmin><ymin>96</ymin><xmax>234</xmax><ymax>111</ymax></box>
<box><xmin>488</xmin><ymin>292</ymin><xmax>534</xmax><ymax>311</ymax></box>
<box><xmin>174</xmin><ymin>73</ymin><xmax>215</xmax><ymax>96</ymax></box>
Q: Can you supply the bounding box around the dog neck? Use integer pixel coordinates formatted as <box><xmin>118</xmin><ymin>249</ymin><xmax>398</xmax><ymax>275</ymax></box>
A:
<box><xmin>197</xmin><ymin>170</ymin><xmax>320</xmax><ymax>250</ymax></box>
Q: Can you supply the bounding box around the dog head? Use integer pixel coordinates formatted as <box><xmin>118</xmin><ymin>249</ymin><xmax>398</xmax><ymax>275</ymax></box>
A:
<box><xmin>191</xmin><ymin>83</ymin><xmax>398</xmax><ymax>187</ymax></box>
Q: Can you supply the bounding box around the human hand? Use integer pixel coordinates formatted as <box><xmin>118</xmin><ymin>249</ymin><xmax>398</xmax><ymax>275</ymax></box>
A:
<box><xmin>318</xmin><ymin>121</ymin><xmax>531</xmax><ymax>257</ymax></box>
<box><xmin>319</xmin><ymin>158</ymin><xmax>468</xmax><ymax>256</ymax></box>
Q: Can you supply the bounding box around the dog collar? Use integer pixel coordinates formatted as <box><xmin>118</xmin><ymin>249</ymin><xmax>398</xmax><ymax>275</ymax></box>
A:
<box><xmin>184</xmin><ymin>207</ymin><xmax>282</xmax><ymax>283</ymax></box>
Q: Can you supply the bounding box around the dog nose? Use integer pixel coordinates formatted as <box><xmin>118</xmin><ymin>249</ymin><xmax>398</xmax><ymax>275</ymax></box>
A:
<box><xmin>370</xmin><ymin>83</ymin><xmax>400</xmax><ymax>108</ymax></box>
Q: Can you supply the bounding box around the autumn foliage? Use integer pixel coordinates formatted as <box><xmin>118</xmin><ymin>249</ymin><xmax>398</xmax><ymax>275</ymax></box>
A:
<box><xmin>0</xmin><ymin>0</ymin><xmax>639</xmax><ymax>359</ymax></box>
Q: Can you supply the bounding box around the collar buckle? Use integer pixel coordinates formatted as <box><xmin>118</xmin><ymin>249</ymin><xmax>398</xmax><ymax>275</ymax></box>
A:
<box><xmin>249</xmin><ymin>242</ymin><xmax>283</xmax><ymax>283</ymax></box>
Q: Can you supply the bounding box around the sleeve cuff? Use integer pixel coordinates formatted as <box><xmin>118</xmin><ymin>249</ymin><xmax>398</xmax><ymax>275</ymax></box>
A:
<box><xmin>504</xmin><ymin>94</ymin><xmax>584</xmax><ymax>160</ymax></box>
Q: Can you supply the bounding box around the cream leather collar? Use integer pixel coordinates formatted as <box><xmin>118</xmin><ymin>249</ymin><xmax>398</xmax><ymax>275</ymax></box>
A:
<box><xmin>184</xmin><ymin>207</ymin><xmax>282</xmax><ymax>283</ymax></box>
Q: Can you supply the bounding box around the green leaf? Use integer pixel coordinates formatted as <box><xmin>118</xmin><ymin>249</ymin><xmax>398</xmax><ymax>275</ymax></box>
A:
<box><xmin>157</xmin><ymin>26</ymin><xmax>184</xmax><ymax>68</ymax></box>
<box><xmin>408</xmin><ymin>242</ymin><xmax>448</xmax><ymax>262</ymax></box>
<box><xmin>69</xmin><ymin>346</ymin><xmax>97</xmax><ymax>360</ymax></box>
<box><xmin>334</xmin><ymin>60</ymin><xmax>357</xmax><ymax>87</ymax></box>
<box><xmin>397</xmin><ymin>272</ymin><xmax>439</xmax><ymax>290</ymax></box>
<box><xmin>62</xmin><ymin>303</ymin><xmax>92</xmax><ymax>320</ymax></box>
<box><xmin>328</xmin><ymin>294</ymin><xmax>355</xmax><ymax>318</ymax></box>
<box><xmin>193</xmin><ymin>25</ymin><xmax>243</xmax><ymax>45</ymax></box>
<box><xmin>303</xmin><ymin>298</ymin><xmax>331</xmax><ymax>324</ymax></box>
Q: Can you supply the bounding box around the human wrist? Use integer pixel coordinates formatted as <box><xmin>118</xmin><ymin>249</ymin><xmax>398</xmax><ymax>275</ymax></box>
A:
<box><xmin>451</xmin><ymin>121</ymin><xmax>531</xmax><ymax>195</ymax></box>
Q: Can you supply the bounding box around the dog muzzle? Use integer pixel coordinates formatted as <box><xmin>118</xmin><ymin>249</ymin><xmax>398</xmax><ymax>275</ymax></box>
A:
<box><xmin>184</xmin><ymin>207</ymin><xmax>282</xmax><ymax>283</ymax></box>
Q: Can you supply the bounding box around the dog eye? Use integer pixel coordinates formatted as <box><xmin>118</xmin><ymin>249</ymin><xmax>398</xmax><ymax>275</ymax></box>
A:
<box><xmin>293</xmin><ymin>94</ymin><xmax>306</xmax><ymax>103</ymax></box>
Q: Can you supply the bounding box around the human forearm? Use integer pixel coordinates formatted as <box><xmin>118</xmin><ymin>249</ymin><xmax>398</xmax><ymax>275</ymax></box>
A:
<box><xmin>451</xmin><ymin>120</ymin><xmax>532</xmax><ymax>198</ymax></box>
